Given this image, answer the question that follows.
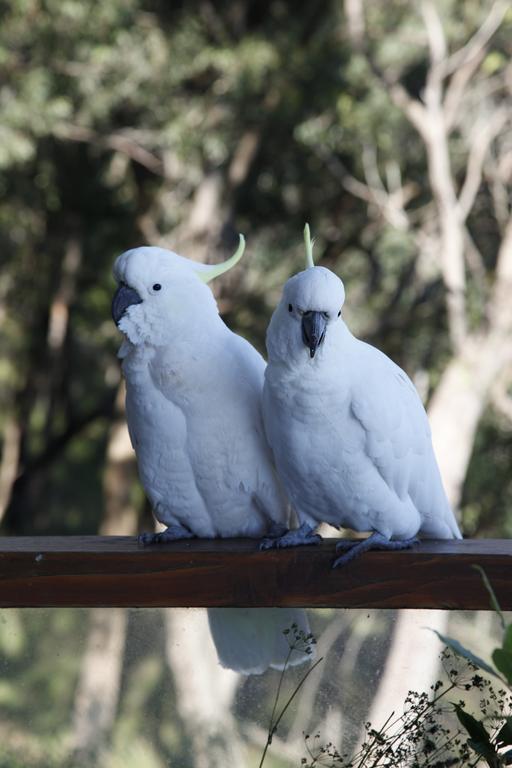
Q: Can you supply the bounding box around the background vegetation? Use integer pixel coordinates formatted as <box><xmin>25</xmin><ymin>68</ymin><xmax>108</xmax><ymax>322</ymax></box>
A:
<box><xmin>0</xmin><ymin>0</ymin><xmax>511</xmax><ymax>765</ymax></box>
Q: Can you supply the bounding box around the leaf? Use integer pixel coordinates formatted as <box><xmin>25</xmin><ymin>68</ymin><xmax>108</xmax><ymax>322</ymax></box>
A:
<box><xmin>466</xmin><ymin>740</ymin><xmax>499</xmax><ymax>766</ymax></box>
<box><xmin>455</xmin><ymin>706</ymin><xmax>499</xmax><ymax>766</ymax></box>
<box><xmin>430</xmin><ymin>630</ymin><xmax>505</xmax><ymax>682</ymax></box>
<box><xmin>504</xmin><ymin>624</ymin><xmax>512</xmax><ymax>653</ymax></box>
<box><xmin>492</xmin><ymin>648</ymin><xmax>512</xmax><ymax>685</ymax></box>
<box><xmin>495</xmin><ymin>717</ymin><xmax>512</xmax><ymax>748</ymax></box>
<box><xmin>455</xmin><ymin>704</ymin><xmax>492</xmax><ymax>745</ymax></box>
<box><xmin>473</xmin><ymin>565</ymin><xmax>506</xmax><ymax>630</ymax></box>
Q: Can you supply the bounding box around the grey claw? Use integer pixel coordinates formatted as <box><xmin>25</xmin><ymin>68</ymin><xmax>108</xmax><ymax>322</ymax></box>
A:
<box><xmin>259</xmin><ymin>538</ymin><xmax>277</xmax><ymax>551</ymax></box>
<box><xmin>260</xmin><ymin>529</ymin><xmax>322</xmax><ymax>550</ymax></box>
<box><xmin>138</xmin><ymin>525</ymin><xmax>195</xmax><ymax>545</ymax></box>
<box><xmin>332</xmin><ymin>551</ymin><xmax>357</xmax><ymax>569</ymax></box>
<box><xmin>332</xmin><ymin>533</ymin><xmax>419</xmax><ymax>567</ymax></box>
<box><xmin>335</xmin><ymin>538</ymin><xmax>358</xmax><ymax>552</ymax></box>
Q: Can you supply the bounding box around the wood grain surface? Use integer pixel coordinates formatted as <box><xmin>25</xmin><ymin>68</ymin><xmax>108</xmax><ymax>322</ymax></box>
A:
<box><xmin>0</xmin><ymin>537</ymin><xmax>510</xmax><ymax>609</ymax></box>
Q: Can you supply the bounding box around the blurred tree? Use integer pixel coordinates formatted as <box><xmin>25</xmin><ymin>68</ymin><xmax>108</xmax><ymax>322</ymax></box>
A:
<box><xmin>70</xmin><ymin>386</ymin><xmax>138</xmax><ymax>763</ymax></box>
<box><xmin>0</xmin><ymin>0</ymin><xmax>511</xmax><ymax>765</ymax></box>
<box><xmin>328</xmin><ymin>0</ymin><xmax>512</xmax><ymax>735</ymax></box>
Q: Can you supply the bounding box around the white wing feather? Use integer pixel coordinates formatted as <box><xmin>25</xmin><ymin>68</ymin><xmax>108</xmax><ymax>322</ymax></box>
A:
<box><xmin>350</xmin><ymin>341</ymin><xmax>461</xmax><ymax>539</ymax></box>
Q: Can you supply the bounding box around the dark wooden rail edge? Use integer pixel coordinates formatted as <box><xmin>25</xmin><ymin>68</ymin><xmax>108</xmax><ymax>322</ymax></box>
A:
<box><xmin>0</xmin><ymin>537</ymin><xmax>511</xmax><ymax>609</ymax></box>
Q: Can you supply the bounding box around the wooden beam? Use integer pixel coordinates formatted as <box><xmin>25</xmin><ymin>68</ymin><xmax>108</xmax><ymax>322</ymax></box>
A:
<box><xmin>0</xmin><ymin>537</ymin><xmax>511</xmax><ymax>609</ymax></box>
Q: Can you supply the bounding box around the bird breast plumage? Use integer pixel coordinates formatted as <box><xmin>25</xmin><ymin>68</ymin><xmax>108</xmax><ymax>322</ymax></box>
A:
<box><xmin>263</xmin><ymin>337</ymin><xmax>458</xmax><ymax>540</ymax></box>
<box><xmin>123</xmin><ymin>340</ymin><xmax>288</xmax><ymax>538</ymax></box>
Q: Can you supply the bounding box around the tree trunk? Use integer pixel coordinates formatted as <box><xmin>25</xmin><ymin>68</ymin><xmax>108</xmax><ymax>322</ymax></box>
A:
<box><xmin>348</xmin><ymin>4</ymin><xmax>512</xmax><ymax>748</ymax></box>
<box><xmin>70</xmin><ymin>608</ymin><xmax>128</xmax><ymax>763</ymax></box>
<box><xmin>428</xmin><ymin>339</ymin><xmax>501</xmax><ymax>506</ymax></box>
<box><xmin>164</xmin><ymin>608</ymin><xmax>247</xmax><ymax>768</ymax></box>
<box><xmin>70</xmin><ymin>386</ymin><xmax>138</xmax><ymax>762</ymax></box>
<box><xmin>43</xmin><ymin>234</ymin><xmax>83</xmax><ymax>440</ymax></box>
<box><xmin>364</xmin><ymin>326</ymin><xmax>512</xmax><ymax>738</ymax></box>
<box><xmin>364</xmin><ymin>244</ymin><xmax>512</xmax><ymax>742</ymax></box>
<box><xmin>0</xmin><ymin>415</ymin><xmax>22</xmax><ymax>524</ymax></box>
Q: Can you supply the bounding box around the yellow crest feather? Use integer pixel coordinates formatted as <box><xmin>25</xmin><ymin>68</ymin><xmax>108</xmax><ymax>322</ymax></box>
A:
<box><xmin>197</xmin><ymin>234</ymin><xmax>246</xmax><ymax>283</ymax></box>
<box><xmin>304</xmin><ymin>223</ymin><xmax>315</xmax><ymax>269</ymax></box>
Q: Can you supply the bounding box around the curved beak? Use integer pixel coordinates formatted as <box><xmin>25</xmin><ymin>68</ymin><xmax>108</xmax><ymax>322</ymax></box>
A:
<box><xmin>112</xmin><ymin>283</ymin><xmax>143</xmax><ymax>325</ymax></box>
<box><xmin>302</xmin><ymin>311</ymin><xmax>327</xmax><ymax>359</ymax></box>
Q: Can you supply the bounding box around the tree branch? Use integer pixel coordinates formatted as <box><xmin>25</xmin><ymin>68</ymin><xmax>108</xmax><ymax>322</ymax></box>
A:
<box><xmin>444</xmin><ymin>0</ymin><xmax>509</xmax><ymax>77</ymax></box>
<box><xmin>421</xmin><ymin>0</ymin><xmax>446</xmax><ymax>124</ymax></box>
<box><xmin>421</xmin><ymin>0</ymin><xmax>447</xmax><ymax>71</ymax></box>
<box><xmin>0</xmin><ymin>417</ymin><xmax>22</xmax><ymax>524</ymax></box>
<box><xmin>14</xmin><ymin>391</ymin><xmax>117</xmax><ymax>481</ymax></box>
<box><xmin>494</xmin><ymin>212</ymin><xmax>512</xmax><ymax>287</ymax></box>
<box><xmin>316</xmin><ymin>144</ymin><xmax>419</xmax><ymax>231</ymax></box>
<box><xmin>458</xmin><ymin>108</ymin><xmax>508</xmax><ymax>221</ymax></box>
<box><xmin>363</xmin><ymin>50</ymin><xmax>429</xmax><ymax>139</ymax></box>
<box><xmin>491</xmin><ymin>367</ymin><xmax>512</xmax><ymax>427</ymax></box>
<box><xmin>55</xmin><ymin>123</ymin><xmax>166</xmax><ymax>176</ymax></box>
<box><xmin>485</xmin><ymin>150</ymin><xmax>511</xmax><ymax>235</ymax></box>
<box><xmin>443</xmin><ymin>49</ymin><xmax>487</xmax><ymax>131</ymax></box>
<box><xmin>344</xmin><ymin>0</ymin><xmax>365</xmax><ymax>47</ymax></box>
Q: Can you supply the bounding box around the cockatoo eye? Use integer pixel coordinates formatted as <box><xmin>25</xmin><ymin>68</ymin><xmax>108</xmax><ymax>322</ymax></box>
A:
<box><xmin>288</xmin><ymin>304</ymin><xmax>293</xmax><ymax>313</ymax></box>
<box><xmin>338</xmin><ymin>310</ymin><xmax>341</xmax><ymax>317</ymax></box>
<box><xmin>152</xmin><ymin>283</ymin><xmax>162</xmax><ymax>292</ymax></box>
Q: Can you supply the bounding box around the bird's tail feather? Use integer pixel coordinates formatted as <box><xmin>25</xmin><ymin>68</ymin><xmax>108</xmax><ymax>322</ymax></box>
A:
<box><xmin>448</xmin><ymin>510</ymin><xmax>463</xmax><ymax>539</ymax></box>
<box><xmin>207</xmin><ymin>607</ymin><xmax>312</xmax><ymax>675</ymax></box>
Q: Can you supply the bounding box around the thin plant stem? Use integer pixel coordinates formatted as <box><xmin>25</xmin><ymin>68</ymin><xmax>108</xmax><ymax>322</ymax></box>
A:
<box><xmin>350</xmin><ymin>681</ymin><xmax>458</xmax><ymax>768</ymax></box>
<box><xmin>271</xmin><ymin>657</ymin><xmax>324</xmax><ymax>736</ymax></box>
<box><xmin>355</xmin><ymin>710</ymin><xmax>396</xmax><ymax>768</ymax></box>
<box><xmin>422</xmin><ymin>729</ymin><xmax>464</xmax><ymax>767</ymax></box>
<box><xmin>269</xmin><ymin>648</ymin><xmax>293</xmax><ymax>734</ymax></box>
<box><xmin>259</xmin><ymin>655</ymin><xmax>324</xmax><ymax>768</ymax></box>
<box><xmin>473</xmin><ymin>565</ymin><xmax>506</xmax><ymax>631</ymax></box>
<box><xmin>378</xmin><ymin>682</ymin><xmax>458</xmax><ymax>761</ymax></box>
<box><xmin>259</xmin><ymin>646</ymin><xmax>293</xmax><ymax>768</ymax></box>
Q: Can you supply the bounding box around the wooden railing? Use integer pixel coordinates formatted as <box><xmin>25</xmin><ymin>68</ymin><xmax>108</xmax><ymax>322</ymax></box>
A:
<box><xmin>0</xmin><ymin>537</ymin><xmax>511</xmax><ymax>609</ymax></box>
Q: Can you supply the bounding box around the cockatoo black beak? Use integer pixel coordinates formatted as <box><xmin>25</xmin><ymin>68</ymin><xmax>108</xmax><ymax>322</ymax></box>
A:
<box><xmin>301</xmin><ymin>311</ymin><xmax>327</xmax><ymax>359</ymax></box>
<box><xmin>112</xmin><ymin>283</ymin><xmax>143</xmax><ymax>325</ymax></box>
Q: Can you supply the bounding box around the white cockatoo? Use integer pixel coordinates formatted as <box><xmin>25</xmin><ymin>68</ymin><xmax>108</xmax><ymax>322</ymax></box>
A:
<box><xmin>111</xmin><ymin>236</ymin><xmax>311</xmax><ymax>673</ymax></box>
<box><xmin>261</xmin><ymin>226</ymin><xmax>461</xmax><ymax>567</ymax></box>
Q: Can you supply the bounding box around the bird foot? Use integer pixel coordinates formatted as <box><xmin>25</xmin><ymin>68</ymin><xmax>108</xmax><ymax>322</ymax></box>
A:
<box><xmin>138</xmin><ymin>525</ymin><xmax>195</xmax><ymax>545</ymax></box>
<box><xmin>260</xmin><ymin>523</ymin><xmax>322</xmax><ymax>550</ymax></box>
<box><xmin>332</xmin><ymin>532</ymin><xmax>418</xmax><ymax>568</ymax></box>
<box><xmin>266</xmin><ymin>522</ymin><xmax>289</xmax><ymax>538</ymax></box>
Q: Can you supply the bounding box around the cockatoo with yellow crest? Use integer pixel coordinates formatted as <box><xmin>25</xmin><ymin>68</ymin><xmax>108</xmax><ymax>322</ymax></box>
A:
<box><xmin>261</xmin><ymin>226</ymin><xmax>461</xmax><ymax>566</ymax></box>
<box><xmin>111</xmin><ymin>236</ymin><xmax>311</xmax><ymax>673</ymax></box>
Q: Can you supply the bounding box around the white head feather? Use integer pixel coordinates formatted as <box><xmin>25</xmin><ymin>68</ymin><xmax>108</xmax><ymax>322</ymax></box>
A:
<box><xmin>266</xmin><ymin>265</ymin><xmax>346</xmax><ymax>366</ymax></box>
<box><xmin>112</xmin><ymin>237</ymin><xmax>245</xmax><ymax>347</ymax></box>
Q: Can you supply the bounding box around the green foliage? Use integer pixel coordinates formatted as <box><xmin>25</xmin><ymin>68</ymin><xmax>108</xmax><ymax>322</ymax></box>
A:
<box><xmin>261</xmin><ymin>574</ymin><xmax>512</xmax><ymax>767</ymax></box>
<box><xmin>430</xmin><ymin>570</ymin><xmax>512</xmax><ymax>766</ymax></box>
<box><xmin>431</xmin><ymin>629</ymin><xmax>501</xmax><ymax>682</ymax></box>
<box><xmin>453</xmin><ymin>705</ymin><xmax>498</xmax><ymax>767</ymax></box>
<box><xmin>461</xmin><ymin>411</ymin><xmax>512</xmax><ymax>538</ymax></box>
<box><xmin>0</xmin><ymin>0</ymin><xmax>510</xmax><ymax>537</ymax></box>
<box><xmin>285</xmin><ymin>647</ymin><xmax>509</xmax><ymax>767</ymax></box>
